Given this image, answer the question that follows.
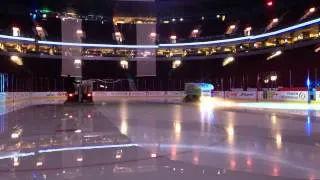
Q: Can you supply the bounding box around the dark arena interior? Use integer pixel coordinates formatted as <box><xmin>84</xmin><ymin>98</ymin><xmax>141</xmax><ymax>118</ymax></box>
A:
<box><xmin>0</xmin><ymin>0</ymin><xmax>320</xmax><ymax>179</ymax></box>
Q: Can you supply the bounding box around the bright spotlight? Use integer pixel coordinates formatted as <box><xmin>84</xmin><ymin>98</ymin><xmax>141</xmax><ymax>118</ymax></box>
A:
<box><xmin>192</xmin><ymin>29</ymin><xmax>199</xmax><ymax>34</ymax></box>
<box><xmin>172</xmin><ymin>60</ymin><xmax>182</xmax><ymax>69</ymax></box>
<box><xmin>35</xmin><ymin>26</ymin><xmax>47</xmax><ymax>39</ymax></box>
<box><xmin>244</xmin><ymin>26</ymin><xmax>252</xmax><ymax>36</ymax></box>
<box><xmin>300</xmin><ymin>7</ymin><xmax>317</xmax><ymax>21</ymax></box>
<box><xmin>270</xmin><ymin>75</ymin><xmax>278</xmax><ymax>82</ymax></box>
<box><xmin>191</xmin><ymin>29</ymin><xmax>200</xmax><ymax>38</ymax></box>
<box><xmin>115</xmin><ymin>32</ymin><xmax>121</xmax><ymax>37</ymax></box>
<box><xmin>120</xmin><ymin>60</ymin><xmax>129</xmax><ymax>69</ymax></box>
<box><xmin>12</xmin><ymin>27</ymin><xmax>20</xmax><ymax>37</ymax></box>
<box><xmin>266</xmin><ymin>18</ymin><xmax>279</xmax><ymax>31</ymax></box>
<box><xmin>222</xmin><ymin>56</ymin><xmax>235</xmax><ymax>66</ymax></box>
<box><xmin>275</xmin><ymin>50</ymin><xmax>282</xmax><ymax>55</ymax></box>
<box><xmin>245</xmin><ymin>27</ymin><xmax>252</xmax><ymax>31</ymax></box>
<box><xmin>272</xmin><ymin>18</ymin><xmax>279</xmax><ymax>23</ymax></box>
<box><xmin>226</xmin><ymin>25</ymin><xmax>237</xmax><ymax>34</ymax></box>
<box><xmin>170</xmin><ymin>35</ymin><xmax>177</xmax><ymax>43</ymax></box>
<box><xmin>36</xmin><ymin>26</ymin><xmax>43</xmax><ymax>31</ymax></box>
<box><xmin>10</xmin><ymin>56</ymin><xmax>23</xmax><ymax>66</ymax></box>
<box><xmin>267</xmin><ymin>1</ymin><xmax>273</xmax><ymax>7</ymax></box>
<box><xmin>309</xmin><ymin>7</ymin><xmax>316</xmax><ymax>13</ymax></box>
<box><xmin>170</xmin><ymin>35</ymin><xmax>177</xmax><ymax>40</ymax></box>
<box><xmin>114</xmin><ymin>32</ymin><xmax>123</xmax><ymax>43</ymax></box>
<box><xmin>267</xmin><ymin>50</ymin><xmax>282</xmax><ymax>60</ymax></box>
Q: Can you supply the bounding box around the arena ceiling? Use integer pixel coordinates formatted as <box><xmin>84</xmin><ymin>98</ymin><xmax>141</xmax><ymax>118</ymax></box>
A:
<box><xmin>0</xmin><ymin>0</ymin><xmax>319</xmax><ymax>19</ymax></box>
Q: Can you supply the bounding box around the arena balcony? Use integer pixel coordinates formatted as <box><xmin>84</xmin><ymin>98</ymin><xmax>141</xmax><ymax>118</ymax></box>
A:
<box><xmin>0</xmin><ymin>16</ymin><xmax>319</xmax><ymax>61</ymax></box>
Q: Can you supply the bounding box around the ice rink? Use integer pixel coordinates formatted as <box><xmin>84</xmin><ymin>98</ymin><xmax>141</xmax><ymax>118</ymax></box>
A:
<box><xmin>0</xmin><ymin>98</ymin><xmax>319</xmax><ymax>180</ymax></box>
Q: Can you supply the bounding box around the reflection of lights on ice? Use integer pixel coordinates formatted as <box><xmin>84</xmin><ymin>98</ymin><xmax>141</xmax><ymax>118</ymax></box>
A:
<box><xmin>11</xmin><ymin>129</ymin><xmax>23</xmax><ymax>139</ymax></box>
<box><xmin>74</xmin><ymin>129</ymin><xmax>82</xmax><ymax>133</ymax></box>
<box><xmin>193</xmin><ymin>156</ymin><xmax>199</xmax><ymax>164</ymax></box>
<box><xmin>230</xmin><ymin>160</ymin><xmax>237</xmax><ymax>170</ymax></box>
<box><xmin>11</xmin><ymin>133</ymin><xmax>20</xmax><ymax>139</ymax></box>
<box><xmin>120</xmin><ymin>102</ymin><xmax>128</xmax><ymax>135</ymax></box>
<box><xmin>151</xmin><ymin>153</ymin><xmax>157</xmax><ymax>158</ymax></box>
<box><xmin>276</xmin><ymin>133</ymin><xmax>282</xmax><ymax>148</ymax></box>
<box><xmin>199</xmin><ymin>97</ymin><xmax>215</xmax><ymax>121</ymax></box>
<box><xmin>0</xmin><ymin>152</ymin><xmax>35</xmax><ymax>160</ymax></box>
<box><xmin>272</xmin><ymin>166</ymin><xmax>279</xmax><ymax>176</ymax></box>
<box><xmin>226</xmin><ymin>125</ymin><xmax>235</xmax><ymax>145</ymax></box>
<box><xmin>199</xmin><ymin>97</ymin><xmax>235</xmax><ymax>109</ymax></box>
<box><xmin>271</xmin><ymin>115</ymin><xmax>277</xmax><ymax>125</ymax></box>
<box><xmin>13</xmin><ymin>157</ymin><xmax>19</xmax><ymax>167</ymax></box>
<box><xmin>305</xmin><ymin>115</ymin><xmax>312</xmax><ymax>136</ymax></box>
<box><xmin>38</xmin><ymin>144</ymin><xmax>138</xmax><ymax>153</ymax></box>
<box><xmin>171</xmin><ymin>145</ymin><xmax>177</xmax><ymax>160</ymax></box>
<box><xmin>246</xmin><ymin>157</ymin><xmax>252</xmax><ymax>167</ymax></box>
<box><xmin>226</xmin><ymin>126</ymin><xmax>234</xmax><ymax>136</ymax></box>
<box><xmin>199</xmin><ymin>96</ymin><xmax>214</xmax><ymax>108</ymax></box>
<box><xmin>115</xmin><ymin>154</ymin><xmax>122</xmax><ymax>159</ymax></box>
<box><xmin>173</xmin><ymin>105</ymin><xmax>182</xmax><ymax>141</ymax></box>
<box><xmin>174</xmin><ymin>122</ymin><xmax>181</xmax><ymax>134</ymax></box>
<box><xmin>115</xmin><ymin>149</ymin><xmax>122</xmax><ymax>159</ymax></box>
<box><xmin>36</xmin><ymin>161</ymin><xmax>43</xmax><ymax>167</ymax></box>
<box><xmin>120</xmin><ymin>121</ymin><xmax>128</xmax><ymax>135</ymax></box>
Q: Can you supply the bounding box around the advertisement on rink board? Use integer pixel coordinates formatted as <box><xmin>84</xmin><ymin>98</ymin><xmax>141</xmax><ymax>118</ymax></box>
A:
<box><xmin>211</xmin><ymin>91</ymin><xmax>224</xmax><ymax>97</ymax></box>
<box><xmin>166</xmin><ymin>91</ymin><xmax>185</xmax><ymax>96</ymax></box>
<box><xmin>147</xmin><ymin>91</ymin><xmax>166</xmax><ymax>96</ymax></box>
<box><xmin>93</xmin><ymin>91</ymin><xmax>186</xmax><ymax>97</ymax></box>
<box><xmin>267</xmin><ymin>91</ymin><xmax>308</xmax><ymax>101</ymax></box>
<box><xmin>129</xmin><ymin>91</ymin><xmax>147</xmax><ymax>96</ymax></box>
<box><xmin>225</xmin><ymin>91</ymin><xmax>257</xmax><ymax>99</ymax></box>
<box><xmin>32</xmin><ymin>92</ymin><xmax>66</xmax><ymax>98</ymax></box>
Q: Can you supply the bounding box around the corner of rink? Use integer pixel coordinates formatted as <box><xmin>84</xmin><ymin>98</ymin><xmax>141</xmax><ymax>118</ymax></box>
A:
<box><xmin>0</xmin><ymin>92</ymin><xmax>66</xmax><ymax>115</ymax></box>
